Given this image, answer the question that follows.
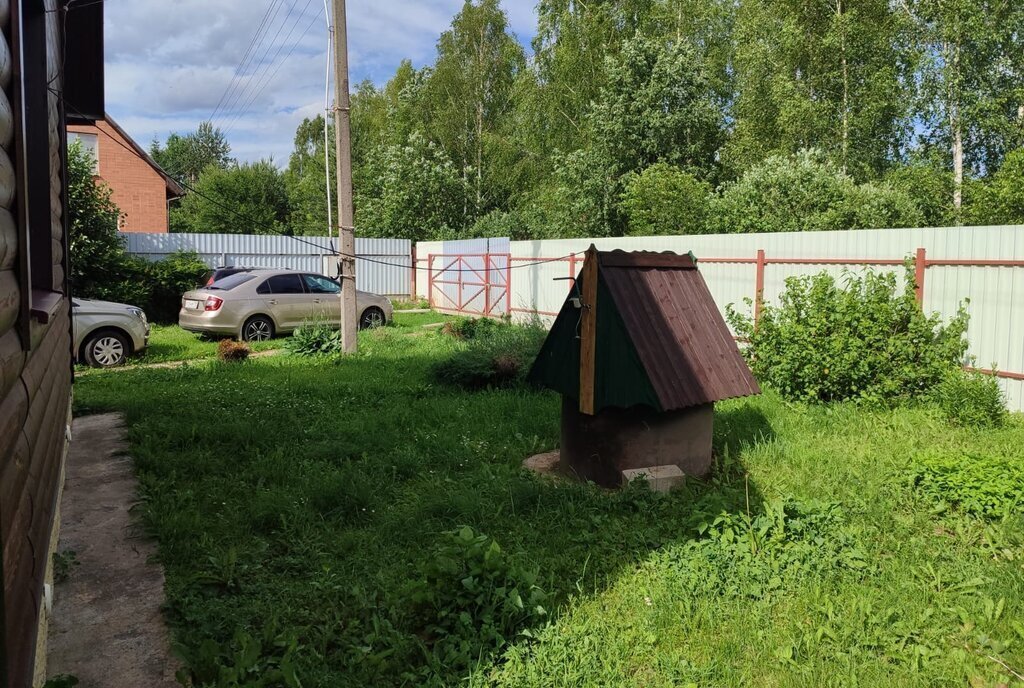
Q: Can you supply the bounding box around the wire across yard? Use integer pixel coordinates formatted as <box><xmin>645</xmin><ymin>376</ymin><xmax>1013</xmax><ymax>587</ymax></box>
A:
<box><xmin>72</xmin><ymin>321</ymin><xmax>1024</xmax><ymax>686</ymax></box>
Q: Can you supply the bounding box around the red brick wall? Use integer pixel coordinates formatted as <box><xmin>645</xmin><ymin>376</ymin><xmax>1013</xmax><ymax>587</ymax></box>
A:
<box><xmin>67</xmin><ymin>121</ymin><xmax>170</xmax><ymax>233</ymax></box>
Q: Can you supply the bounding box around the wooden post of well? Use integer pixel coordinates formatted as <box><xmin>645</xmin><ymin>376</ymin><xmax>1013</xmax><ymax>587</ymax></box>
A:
<box><xmin>579</xmin><ymin>245</ymin><xmax>598</xmax><ymax>415</ymax></box>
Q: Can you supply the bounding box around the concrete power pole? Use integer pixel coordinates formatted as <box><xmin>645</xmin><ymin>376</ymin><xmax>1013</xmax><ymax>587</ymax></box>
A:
<box><xmin>332</xmin><ymin>0</ymin><xmax>357</xmax><ymax>353</ymax></box>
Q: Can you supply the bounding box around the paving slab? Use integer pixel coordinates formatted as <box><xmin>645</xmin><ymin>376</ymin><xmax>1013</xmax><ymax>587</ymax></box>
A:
<box><xmin>47</xmin><ymin>413</ymin><xmax>179</xmax><ymax>687</ymax></box>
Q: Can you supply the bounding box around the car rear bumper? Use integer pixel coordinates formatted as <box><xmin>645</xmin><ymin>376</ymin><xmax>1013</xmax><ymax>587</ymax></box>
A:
<box><xmin>178</xmin><ymin>308</ymin><xmax>239</xmax><ymax>335</ymax></box>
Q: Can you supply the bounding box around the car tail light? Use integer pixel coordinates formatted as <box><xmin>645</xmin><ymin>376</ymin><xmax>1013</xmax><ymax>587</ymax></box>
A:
<box><xmin>204</xmin><ymin>296</ymin><xmax>224</xmax><ymax>311</ymax></box>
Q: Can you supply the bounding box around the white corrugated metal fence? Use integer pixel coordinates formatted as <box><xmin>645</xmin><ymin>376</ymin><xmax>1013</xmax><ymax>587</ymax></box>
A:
<box><xmin>417</xmin><ymin>225</ymin><xmax>1024</xmax><ymax>411</ymax></box>
<box><xmin>122</xmin><ymin>232</ymin><xmax>412</xmax><ymax>299</ymax></box>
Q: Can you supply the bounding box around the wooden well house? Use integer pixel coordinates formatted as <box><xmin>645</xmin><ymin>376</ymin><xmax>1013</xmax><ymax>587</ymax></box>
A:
<box><xmin>527</xmin><ymin>246</ymin><xmax>760</xmax><ymax>489</ymax></box>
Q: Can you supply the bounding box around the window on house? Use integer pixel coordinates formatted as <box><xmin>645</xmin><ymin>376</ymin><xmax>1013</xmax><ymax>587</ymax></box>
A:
<box><xmin>68</xmin><ymin>132</ymin><xmax>99</xmax><ymax>173</ymax></box>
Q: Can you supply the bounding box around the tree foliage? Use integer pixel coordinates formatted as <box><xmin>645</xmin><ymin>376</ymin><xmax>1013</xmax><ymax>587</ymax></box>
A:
<box><xmin>710</xmin><ymin>150</ymin><xmax>922</xmax><ymax>234</ymax></box>
<box><xmin>176</xmin><ymin>161</ymin><xmax>289</xmax><ymax>235</ymax></box>
<box><xmin>68</xmin><ymin>142</ymin><xmax>144</xmax><ymax>303</ymax></box>
<box><xmin>69</xmin><ymin>142</ymin><xmax>209</xmax><ymax>322</ymax></box>
<box><xmin>159</xmin><ymin>0</ymin><xmax>1024</xmax><ymax>241</ymax></box>
<box><xmin>151</xmin><ymin>121</ymin><xmax>233</xmax><ymax>186</ymax></box>
<box><xmin>619</xmin><ymin>163</ymin><xmax>712</xmax><ymax>235</ymax></box>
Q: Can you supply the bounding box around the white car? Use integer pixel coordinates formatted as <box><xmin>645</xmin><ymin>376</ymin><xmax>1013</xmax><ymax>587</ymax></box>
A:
<box><xmin>73</xmin><ymin>298</ymin><xmax>150</xmax><ymax>367</ymax></box>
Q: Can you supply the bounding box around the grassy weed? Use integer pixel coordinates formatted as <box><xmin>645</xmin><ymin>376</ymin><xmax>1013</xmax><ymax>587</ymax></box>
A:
<box><xmin>73</xmin><ymin>325</ymin><xmax>1024</xmax><ymax>687</ymax></box>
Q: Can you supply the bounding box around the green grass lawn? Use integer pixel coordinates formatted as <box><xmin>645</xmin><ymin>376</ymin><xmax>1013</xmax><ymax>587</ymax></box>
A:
<box><xmin>72</xmin><ymin>325</ymin><xmax>1024</xmax><ymax>687</ymax></box>
<box><xmin>132</xmin><ymin>324</ymin><xmax>280</xmax><ymax>365</ymax></box>
<box><xmin>111</xmin><ymin>312</ymin><xmax>452</xmax><ymax>367</ymax></box>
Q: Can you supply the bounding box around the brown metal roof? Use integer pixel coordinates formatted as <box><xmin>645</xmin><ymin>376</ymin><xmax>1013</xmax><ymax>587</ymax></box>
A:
<box><xmin>598</xmin><ymin>250</ymin><xmax>760</xmax><ymax>410</ymax></box>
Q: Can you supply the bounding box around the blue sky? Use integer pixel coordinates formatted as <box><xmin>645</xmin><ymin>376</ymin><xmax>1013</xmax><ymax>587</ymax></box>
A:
<box><xmin>105</xmin><ymin>0</ymin><xmax>538</xmax><ymax>164</ymax></box>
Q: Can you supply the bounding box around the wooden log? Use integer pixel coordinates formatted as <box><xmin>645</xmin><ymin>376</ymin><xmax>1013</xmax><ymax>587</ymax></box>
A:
<box><xmin>0</xmin><ymin>86</ymin><xmax>12</xmax><ymax>152</ymax></box>
<box><xmin>0</xmin><ymin>31</ymin><xmax>10</xmax><ymax>91</ymax></box>
<box><xmin>0</xmin><ymin>269</ymin><xmax>18</xmax><ymax>334</ymax></box>
<box><xmin>21</xmin><ymin>313</ymin><xmax>63</xmax><ymax>401</ymax></box>
<box><xmin>1</xmin><ymin>431</ymin><xmax>30</xmax><ymax>589</ymax></box>
<box><xmin>0</xmin><ymin>328</ymin><xmax>23</xmax><ymax>399</ymax></box>
<box><xmin>0</xmin><ymin>377</ymin><xmax>27</xmax><ymax>463</ymax></box>
<box><xmin>0</xmin><ymin>207</ymin><xmax>15</xmax><ymax>270</ymax></box>
<box><xmin>0</xmin><ymin>144</ymin><xmax>14</xmax><ymax>209</ymax></box>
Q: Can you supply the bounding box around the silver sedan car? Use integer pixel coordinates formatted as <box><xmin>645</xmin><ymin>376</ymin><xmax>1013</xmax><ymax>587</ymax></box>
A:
<box><xmin>178</xmin><ymin>269</ymin><xmax>393</xmax><ymax>341</ymax></box>
<box><xmin>73</xmin><ymin>298</ymin><xmax>150</xmax><ymax>367</ymax></box>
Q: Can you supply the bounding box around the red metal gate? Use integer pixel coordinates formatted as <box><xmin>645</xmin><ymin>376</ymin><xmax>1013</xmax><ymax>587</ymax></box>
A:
<box><xmin>427</xmin><ymin>253</ymin><xmax>511</xmax><ymax>317</ymax></box>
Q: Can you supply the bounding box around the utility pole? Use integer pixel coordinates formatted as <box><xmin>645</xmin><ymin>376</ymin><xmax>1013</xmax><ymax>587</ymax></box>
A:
<box><xmin>332</xmin><ymin>0</ymin><xmax>357</xmax><ymax>353</ymax></box>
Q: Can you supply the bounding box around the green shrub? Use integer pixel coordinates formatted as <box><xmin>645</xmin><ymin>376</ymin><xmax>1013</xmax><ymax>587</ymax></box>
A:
<box><xmin>440</xmin><ymin>316</ymin><xmax>501</xmax><ymax>340</ymax></box>
<box><xmin>910</xmin><ymin>452</ymin><xmax>1024</xmax><ymax>519</ymax></box>
<box><xmin>285</xmin><ymin>319</ymin><xmax>341</xmax><ymax>357</ymax></box>
<box><xmin>174</xmin><ymin>625</ymin><xmax>302</xmax><ymax>688</ymax></box>
<box><xmin>931</xmin><ymin>368</ymin><xmax>1007</xmax><ymax>428</ymax></box>
<box><xmin>217</xmin><ymin>339</ymin><xmax>251</xmax><ymax>363</ymax></box>
<box><xmin>392</xmin><ymin>298</ymin><xmax>430</xmax><ymax>311</ymax></box>
<box><xmin>432</xmin><ymin>320</ymin><xmax>546</xmax><ymax>390</ymax></box>
<box><xmin>141</xmin><ymin>251</ymin><xmax>209</xmax><ymax>323</ymax></box>
<box><xmin>728</xmin><ymin>267</ymin><xmax>969</xmax><ymax>404</ymax></box>
<box><xmin>409</xmin><ymin>526</ymin><xmax>547</xmax><ymax>675</ymax></box>
<box><xmin>667</xmin><ymin>498</ymin><xmax>868</xmax><ymax>599</ymax></box>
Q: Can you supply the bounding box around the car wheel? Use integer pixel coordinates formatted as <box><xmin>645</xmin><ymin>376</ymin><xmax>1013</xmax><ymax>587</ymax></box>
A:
<box><xmin>242</xmin><ymin>315</ymin><xmax>274</xmax><ymax>342</ymax></box>
<box><xmin>359</xmin><ymin>307</ymin><xmax>386</xmax><ymax>330</ymax></box>
<box><xmin>83</xmin><ymin>330</ymin><xmax>129</xmax><ymax>368</ymax></box>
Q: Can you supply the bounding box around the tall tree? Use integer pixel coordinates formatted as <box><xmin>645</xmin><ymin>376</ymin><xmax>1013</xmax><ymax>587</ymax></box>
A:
<box><xmin>176</xmin><ymin>161</ymin><xmax>289</xmax><ymax>235</ymax></box>
<box><xmin>728</xmin><ymin>0</ymin><xmax>913</xmax><ymax>180</ymax></box>
<box><xmin>530</xmin><ymin>0</ymin><xmax>654</xmax><ymax>155</ymax></box>
<box><xmin>588</xmin><ymin>35</ymin><xmax>724</xmax><ymax>179</ymax></box>
<box><xmin>910</xmin><ymin>0</ymin><xmax>1024</xmax><ymax>212</ymax></box>
<box><xmin>284</xmin><ymin>115</ymin><xmax>335</xmax><ymax>236</ymax></box>
<box><xmin>150</xmin><ymin>121</ymin><xmax>233</xmax><ymax>185</ymax></box>
<box><xmin>422</xmin><ymin>0</ymin><xmax>526</xmax><ymax>220</ymax></box>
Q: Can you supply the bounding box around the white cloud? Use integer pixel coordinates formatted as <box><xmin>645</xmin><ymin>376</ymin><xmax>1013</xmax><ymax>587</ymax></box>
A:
<box><xmin>103</xmin><ymin>0</ymin><xmax>539</xmax><ymax>165</ymax></box>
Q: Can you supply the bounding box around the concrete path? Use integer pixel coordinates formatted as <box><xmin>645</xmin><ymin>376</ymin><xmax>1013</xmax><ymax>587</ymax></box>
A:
<box><xmin>47</xmin><ymin>413</ymin><xmax>179</xmax><ymax>687</ymax></box>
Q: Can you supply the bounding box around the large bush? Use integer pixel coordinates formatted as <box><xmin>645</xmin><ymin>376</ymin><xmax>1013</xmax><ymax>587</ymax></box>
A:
<box><xmin>728</xmin><ymin>268</ymin><xmax>969</xmax><ymax>404</ymax></box>
<box><xmin>141</xmin><ymin>251</ymin><xmax>209</xmax><ymax>323</ymax></box>
<box><xmin>710</xmin><ymin>149</ymin><xmax>923</xmax><ymax>234</ymax></box>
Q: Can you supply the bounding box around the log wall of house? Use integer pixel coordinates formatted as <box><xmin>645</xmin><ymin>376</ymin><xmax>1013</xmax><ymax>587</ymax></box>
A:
<box><xmin>0</xmin><ymin>0</ymin><xmax>74</xmax><ymax>685</ymax></box>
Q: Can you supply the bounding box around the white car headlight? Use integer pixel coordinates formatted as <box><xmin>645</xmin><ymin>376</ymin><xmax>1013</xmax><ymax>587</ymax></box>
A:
<box><xmin>129</xmin><ymin>308</ymin><xmax>147</xmax><ymax>323</ymax></box>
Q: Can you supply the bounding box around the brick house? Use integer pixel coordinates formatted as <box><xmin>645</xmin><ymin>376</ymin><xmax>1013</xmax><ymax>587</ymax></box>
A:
<box><xmin>66</xmin><ymin>116</ymin><xmax>183</xmax><ymax>233</ymax></box>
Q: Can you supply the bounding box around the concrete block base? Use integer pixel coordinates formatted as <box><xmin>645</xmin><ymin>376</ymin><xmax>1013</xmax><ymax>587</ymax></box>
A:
<box><xmin>621</xmin><ymin>464</ymin><xmax>686</xmax><ymax>492</ymax></box>
<box><xmin>560</xmin><ymin>397</ymin><xmax>714</xmax><ymax>488</ymax></box>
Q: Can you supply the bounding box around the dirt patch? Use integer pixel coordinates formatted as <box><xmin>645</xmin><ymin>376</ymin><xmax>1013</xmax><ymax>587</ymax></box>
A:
<box><xmin>46</xmin><ymin>413</ymin><xmax>180</xmax><ymax>687</ymax></box>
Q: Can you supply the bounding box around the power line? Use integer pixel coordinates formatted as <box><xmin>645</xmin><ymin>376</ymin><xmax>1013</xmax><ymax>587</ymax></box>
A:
<box><xmin>215</xmin><ymin>0</ymin><xmax>307</xmax><ymax>131</ymax></box>
<box><xmin>211</xmin><ymin>0</ymin><xmax>295</xmax><ymax>130</ymax></box>
<box><xmin>223</xmin><ymin>0</ymin><xmax>322</xmax><ymax>137</ymax></box>
<box><xmin>59</xmin><ymin>91</ymin><xmax>584</xmax><ymax>273</ymax></box>
<box><xmin>208</xmin><ymin>0</ymin><xmax>280</xmax><ymax>124</ymax></box>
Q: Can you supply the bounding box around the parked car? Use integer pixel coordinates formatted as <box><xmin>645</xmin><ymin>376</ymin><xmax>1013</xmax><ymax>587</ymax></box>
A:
<box><xmin>73</xmin><ymin>298</ymin><xmax>150</xmax><ymax>367</ymax></box>
<box><xmin>200</xmin><ymin>265</ymin><xmax>252</xmax><ymax>287</ymax></box>
<box><xmin>178</xmin><ymin>269</ymin><xmax>393</xmax><ymax>341</ymax></box>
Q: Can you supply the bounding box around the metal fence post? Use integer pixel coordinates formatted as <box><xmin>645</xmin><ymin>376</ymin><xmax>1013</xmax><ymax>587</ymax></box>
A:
<box><xmin>484</xmin><ymin>252</ymin><xmax>491</xmax><ymax>315</ymax></box>
<box><xmin>427</xmin><ymin>254</ymin><xmax>434</xmax><ymax>308</ymax></box>
<box><xmin>915</xmin><ymin>247</ymin><xmax>926</xmax><ymax>305</ymax></box>
<box><xmin>754</xmin><ymin>249</ymin><xmax>766</xmax><ymax>327</ymax></box>
<box><xmin>410</xmin><ymin>245</ymin><xmax>416</xmax><ymax>300</ymax></box>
